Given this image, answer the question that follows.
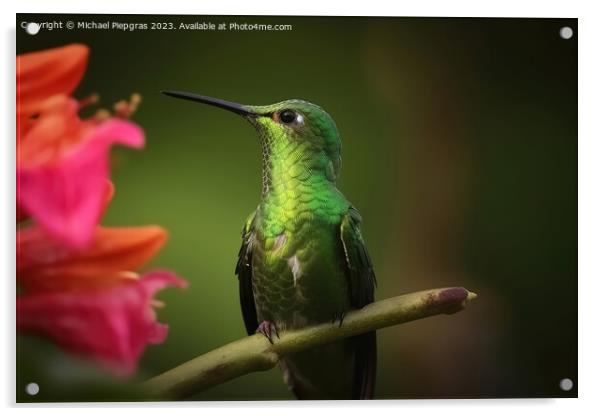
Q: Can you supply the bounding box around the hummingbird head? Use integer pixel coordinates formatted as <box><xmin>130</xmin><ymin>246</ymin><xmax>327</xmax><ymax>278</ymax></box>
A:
<box><xmin>162</xmin><ymin>91</ymin><xmax>343</xmax><ymax>186</ymax></box>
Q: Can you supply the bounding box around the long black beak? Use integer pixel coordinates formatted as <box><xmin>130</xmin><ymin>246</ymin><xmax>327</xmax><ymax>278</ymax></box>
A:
<box><xmin>161</xmin><ymin>90</ymin><xmax>257</xmax><ymax>117</ymax></box>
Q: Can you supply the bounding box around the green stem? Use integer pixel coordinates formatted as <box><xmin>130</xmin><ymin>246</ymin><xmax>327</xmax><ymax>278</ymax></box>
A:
<box><xmin>142</xmin><ymin>287</ymin><xmax>477</xmax><ymax>399</ymax></box>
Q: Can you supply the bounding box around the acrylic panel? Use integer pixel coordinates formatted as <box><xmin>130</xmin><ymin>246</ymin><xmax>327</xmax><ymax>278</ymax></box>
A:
<box><xmin>16</xmin><ymin>14</ymin><xmax>577</xmax><ymax>402</ymax></box>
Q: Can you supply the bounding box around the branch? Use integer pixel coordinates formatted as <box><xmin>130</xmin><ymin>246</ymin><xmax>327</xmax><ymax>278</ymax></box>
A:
<box><xmin>142</xmin><ymin>287</ymin><xmax>477</xmax><ymax>399</ymax></box>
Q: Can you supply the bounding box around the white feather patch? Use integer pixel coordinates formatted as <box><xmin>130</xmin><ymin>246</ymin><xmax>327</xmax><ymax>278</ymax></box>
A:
<box><xmin>288</xmin><ymin>255</ymin><xmax>302</xmax><ymax>287</ymax></box>
<box><xmin>273</xmin><ymin>233</ymin><xmax>287</xmax><ymax>251</ymax></box>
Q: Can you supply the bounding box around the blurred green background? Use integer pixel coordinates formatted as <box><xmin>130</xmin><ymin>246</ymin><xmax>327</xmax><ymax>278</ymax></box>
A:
<box><xmin>17</xmin><ymin>14</ymin><xmax>577</xmax><ymax>400</ymax></box>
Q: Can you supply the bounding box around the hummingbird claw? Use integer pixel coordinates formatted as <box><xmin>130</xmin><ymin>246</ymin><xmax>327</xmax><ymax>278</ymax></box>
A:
<box><xmin>257</xmin><ymin>320</ymin><xmax>279</xmax><ymax>344</ymax></box>
<box><xmin>332</xmin><ymin>312</ymin><xmax>346</xmax><ymax>328</ymax></box>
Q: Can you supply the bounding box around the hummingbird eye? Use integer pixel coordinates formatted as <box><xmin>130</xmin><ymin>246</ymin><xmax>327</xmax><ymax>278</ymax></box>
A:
<box><xmin>278</xmin><ymin>109</ymin><xmax>297</xmax><ymax>124</ymax></box>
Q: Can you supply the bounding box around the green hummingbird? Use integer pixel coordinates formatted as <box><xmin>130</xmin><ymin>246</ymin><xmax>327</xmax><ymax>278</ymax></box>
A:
<box><xmin>163</xmin><ymin>91</ymin><xmax>377</xmax><ymax>400</ymax></box>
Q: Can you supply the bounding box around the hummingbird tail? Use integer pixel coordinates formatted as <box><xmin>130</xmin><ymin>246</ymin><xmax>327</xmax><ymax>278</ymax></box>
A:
<box><xmin>278</xmin><ymin>336</ymin><xmax>375</xmax><ymax>400</ymax></box>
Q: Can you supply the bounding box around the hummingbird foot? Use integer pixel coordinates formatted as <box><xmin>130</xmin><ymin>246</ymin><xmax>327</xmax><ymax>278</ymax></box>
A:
<box><xmin>331</xmin><ymin>311</ymin><xmax>346</xmax><ymax>328</ymax></box>
<box><xmin>256</xmin><ymin>320</ymin><xmax>280</xmax><ymax>344</ymax></box>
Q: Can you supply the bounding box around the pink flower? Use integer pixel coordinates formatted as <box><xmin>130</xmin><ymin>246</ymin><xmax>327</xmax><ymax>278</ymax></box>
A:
<box><xmin>17</xmin><ymin>44</ymin><xmax>144</xmax><ymax>248</ymax></box>
<box><xmin>17</xmin><ymin>270</ymin><xmax>187</xmax><ymax>377</ymax></box>
<box><xmin>16</xmin><ymin>181</ymin><xmax>188</xmax><ymax>376</ymax></box>
<box><xmin>16</xmin><ymin>44</ymin><xmax>188</xmax><ymax>377</ymax></box>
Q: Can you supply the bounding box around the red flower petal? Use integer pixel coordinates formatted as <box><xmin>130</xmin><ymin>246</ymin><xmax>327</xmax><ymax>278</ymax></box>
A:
<box><xmin>18</xmin><ymin>224</ymin><xmax>168</xmax><ymax>293</ymax></box>
<box><xmin>16</xmin><ymin>270</ymin><xmax>187</xmax><ymax>377</ymax></box>
<box><xmin>16</xmin><ymin>44</ymin><xmax>89</xmax><ymax>117</ymax></box>
<box><xmin>17</xmin><ymin>116</ymin><xmax>145</xmax><ymax>249</ymax></box>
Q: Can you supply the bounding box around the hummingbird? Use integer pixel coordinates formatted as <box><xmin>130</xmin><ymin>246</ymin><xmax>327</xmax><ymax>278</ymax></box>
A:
<box><xmin>163</xmin><ymin>91</ymin><xmax>377</xmax><ymax>400</ymax></box>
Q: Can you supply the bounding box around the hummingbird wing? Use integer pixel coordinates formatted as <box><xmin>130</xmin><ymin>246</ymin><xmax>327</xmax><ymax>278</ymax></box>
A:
<box><xmin>340</xmin><ymin>207</ymin><xmax>377</xmax><ymax>399</ymax></box>
<box><xmin>235</xmin><ymin>211</ymin><xmax>259</xmax><ymax>335</ymax></box>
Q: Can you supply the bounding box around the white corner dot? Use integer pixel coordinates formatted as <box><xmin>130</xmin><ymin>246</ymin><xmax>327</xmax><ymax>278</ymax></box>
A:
<box><xmin>559</xmin><ymin>26</ymin><xmax>573</xmax><ymax>40</ymax></box>
<box><xmin>559</xmin><ymin>378</ymin><xmax>573</xmax><ymax>391</ymax></box>
<box><xmin>25</xmin><ymin>382</ymin><xmax>39</xmax><ymax>396</ymax></box>
<box><xmin>25</xmin><ymin>22</ymin><xmax>40</xmax><ymax>35</ymax></box>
